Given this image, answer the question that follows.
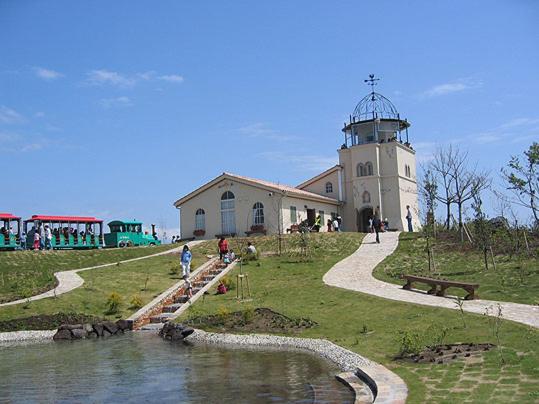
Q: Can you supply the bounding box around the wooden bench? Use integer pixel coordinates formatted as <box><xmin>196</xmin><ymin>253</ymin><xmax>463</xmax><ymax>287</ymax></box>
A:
<box><xmin>402</xmin><ymin>274</ymin><xmax>479</xmax><ymax>300</ymax></box>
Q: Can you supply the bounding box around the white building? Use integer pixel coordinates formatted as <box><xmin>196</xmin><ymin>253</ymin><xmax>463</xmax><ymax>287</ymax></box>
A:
<box><xmin>174</xmin><ymin>83</ymin><xmax>419</xmax><ymax>239</ymax></box>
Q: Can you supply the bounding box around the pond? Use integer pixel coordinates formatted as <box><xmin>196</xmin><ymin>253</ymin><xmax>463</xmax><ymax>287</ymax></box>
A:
<box><xmin>0</xmin><ymin>332</ymin><xmax>355</xmax><ymax>403</ymax></box>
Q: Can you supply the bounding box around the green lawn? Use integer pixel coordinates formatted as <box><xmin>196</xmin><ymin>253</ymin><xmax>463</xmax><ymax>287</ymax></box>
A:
<box><xmin>177</xmin><ymin>232</ymin><xmax>539</xmax><ymax>403</ymax></box>
<box><xmin>0</xmin><ymin>244</ymin><xmax>177</xmax><ymax>303</ymax></box>
<box><xmin>373</xmin><ymin>233</ymin><xmax>539</xmax><ymax>305</ymax></box>
<box><xmin>0</xmin><ymin>245</ymin><xmax>208</xmax><ymax>330</ymax></box>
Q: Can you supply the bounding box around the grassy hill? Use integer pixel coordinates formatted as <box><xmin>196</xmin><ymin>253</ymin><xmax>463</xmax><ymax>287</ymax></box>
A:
<box><xmin>0</xmin><ymin>244</ymin><xmax>177</xmax><ymax>303</ymax></box>
<box><xmin>373</xmin><ymin>232</ymin><xmax>539</xmax><ymax>305</ymax></box>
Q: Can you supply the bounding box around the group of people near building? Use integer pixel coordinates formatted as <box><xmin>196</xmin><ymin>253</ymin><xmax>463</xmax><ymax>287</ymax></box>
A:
<box><xmin>326</xmin><ymin>215</ymin><xmax>343</xmax><ymax>232</ymax></box>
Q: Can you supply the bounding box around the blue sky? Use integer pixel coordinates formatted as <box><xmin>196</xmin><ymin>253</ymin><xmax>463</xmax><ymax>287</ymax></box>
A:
<box><xmin>1</xmin><ymin>1</ymin><xmax>538</xmax><ymax>236</ymax></box>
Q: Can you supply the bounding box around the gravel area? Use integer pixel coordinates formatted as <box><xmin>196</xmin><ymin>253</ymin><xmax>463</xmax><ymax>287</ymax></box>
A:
<box><xmin>0</xmin><ymin>330</ymin><xmax>55</xmax><ymax>344</ymax></box>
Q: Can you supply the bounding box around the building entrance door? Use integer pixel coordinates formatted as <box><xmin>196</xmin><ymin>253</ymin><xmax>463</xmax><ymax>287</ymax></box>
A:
<box><xmin>357</xmin><ymin>207</ymin><xmax>374</xmax><ymax>232</ymax></box>
<box><xmin>306</xmin><ymin>209</ymin><xmax>316</xmax><ymax>227</ymax></box>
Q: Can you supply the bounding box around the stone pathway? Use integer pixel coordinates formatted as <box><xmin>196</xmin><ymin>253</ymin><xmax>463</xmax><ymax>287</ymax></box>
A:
<box><xmin>0</xmin><ymin>241</ymin><xmax>204</xmax><ymax>308</ymax></box>
<box><xmin>323</xmin><ymin>232</ymin><xmax>539</xmax><ymax>329</ymax></box>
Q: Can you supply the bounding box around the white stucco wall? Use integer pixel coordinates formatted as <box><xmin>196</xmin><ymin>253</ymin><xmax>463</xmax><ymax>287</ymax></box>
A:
<box><xmin>298</xmin><ymin>170</ymin><xmax>340</xmax><ymax>201</ymax></box>
<box><xmin>177</xmin><ymin>178</ymin><xmax>339</xmax><ymax>240</ymax></box>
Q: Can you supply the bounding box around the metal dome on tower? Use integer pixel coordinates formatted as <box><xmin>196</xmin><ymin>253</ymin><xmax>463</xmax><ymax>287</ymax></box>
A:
<box><xmin>342</xmin><ymin>74</ymin><xmax>411</xmax><ymax>148</ymax></box>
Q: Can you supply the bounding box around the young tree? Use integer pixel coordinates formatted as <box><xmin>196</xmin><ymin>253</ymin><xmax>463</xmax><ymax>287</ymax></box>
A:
<box><xmin>430</xmin><ymin>146</ymin><xmax>456</xmax><ymax>229</ymax></box>
<box><xmin>501</xmin><ymin>142</ymin><xmax>539</xmax><ymax>227</ymax></box>
<box><xmin>419</xmin><ymin>168</ymin><xmax>438</xmax><ymax>236</ymax></box>
<box><xmin>471</xmin><ymin>186</ymin><xmax>492</xmax><ymax>271</ymax></box>
<box><xmin>447</xmin><ymin>147</ymin><xmax>490</xmax><ymax>242</ymax></box>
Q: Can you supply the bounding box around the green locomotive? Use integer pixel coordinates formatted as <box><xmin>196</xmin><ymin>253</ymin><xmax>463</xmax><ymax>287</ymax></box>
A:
<box><xmin>104</xmin><ymin>220</ymin><xmax>161</xmax><ymax>248</ymax></box>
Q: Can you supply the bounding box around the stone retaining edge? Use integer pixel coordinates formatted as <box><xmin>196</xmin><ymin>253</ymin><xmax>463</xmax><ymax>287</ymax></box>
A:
<box><xmin>185</xmin><ymin>329</ymin><xmax>408</xmax><ymax>404</ymax></box>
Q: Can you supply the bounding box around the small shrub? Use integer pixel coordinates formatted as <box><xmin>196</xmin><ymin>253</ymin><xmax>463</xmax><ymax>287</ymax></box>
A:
<box><xmin>398</xmin><ymin>330</ymin><xmax>425</xmax><ymax>356</ymax></box>
<box><xmin>217</xmin><ymin>306</ymin><xmax>230</xmax><ymax>320</ymax></box>
<box><xmin>169</xmin><ymin>265</ymin><xmax>180</xmax><ymax>275</ymax></box>
<box><xmin>220</xmin><ymin>275</ymin><xmax>234</xmax><ymax>290</ymax></box>
<box><xmin>242</xmin><ymin>307</ymin><xmax>255</xmax><ymax>323</ymax></box>
<box><xmin>130</xmin><ymin>294</ymin><xmax>143</xmax><ymax>309</ymax></box>
<box><xmin>105</xmin><ymin>291</ymin><xmax>123</xmax><ymax>314</ymax></box>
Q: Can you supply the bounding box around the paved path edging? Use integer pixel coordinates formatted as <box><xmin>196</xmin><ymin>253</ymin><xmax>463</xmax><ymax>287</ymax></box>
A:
<box><xmin>185</xmin><ymin>329</ymin><xmax>407</xmax><ymax>403</ymax></box>
<box><xmin>1</xmin><ymin>241</ymin><xmax>204</xmax><ymax>308</ymax></box>
<box><xmin>323</xmin><ymin>232</ymin><xmax>539</xmax><ymax>328</ymax></box>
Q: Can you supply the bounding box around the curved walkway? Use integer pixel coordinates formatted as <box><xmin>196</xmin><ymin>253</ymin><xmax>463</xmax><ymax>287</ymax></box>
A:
<box><xmin>323</xmin><ymin>232</ymin><xmax>539</xmax><ymax>329</ymax></box>
<box><xmin>0</xmin><ymin>241</ymin><xmax>204</xmax><ymax>308</ymax></box>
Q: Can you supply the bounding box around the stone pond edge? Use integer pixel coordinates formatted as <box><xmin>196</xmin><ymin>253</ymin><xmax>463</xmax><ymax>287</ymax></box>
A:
<box><xmin>185</xmin><ymin>329</ymin><xmax>408</xmax><ymax>404</ymax></box>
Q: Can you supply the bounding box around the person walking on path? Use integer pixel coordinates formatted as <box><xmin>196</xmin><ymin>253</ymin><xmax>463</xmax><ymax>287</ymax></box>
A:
<box><xmin>218</xmin><ymin>236</ymin><xmax>229</xmax><ymax>260</ymax></box>
<box><xmin>180</xmin><ymin>245</ymin><xmax>192</xmax><ymax>278</ymax></box>
<box><xmin>373</xmin><ymin>216</ymin><xmax>382</xmax><ymax>244</ymax></box>
<box><xmin>405</xmin><ymin>205</ymin><xmax>413</xmax><ymax>232</ymax></box>
<box><xmin>368</xmin><ymin>217</ymin><xmax>373</xmax><ymax>233</ymax></box>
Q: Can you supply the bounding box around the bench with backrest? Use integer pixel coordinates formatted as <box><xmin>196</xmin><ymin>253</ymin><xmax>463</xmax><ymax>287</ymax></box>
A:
<box><xmin>402</xmin><ymin>274</ymin><xmax>479</xmax><ymax>300</ymax></box>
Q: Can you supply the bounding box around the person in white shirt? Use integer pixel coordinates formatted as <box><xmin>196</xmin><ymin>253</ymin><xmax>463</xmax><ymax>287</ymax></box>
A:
<box><xmin>332</xmin><ymin>218</ymin><xmax>340</xmax><ymax>232</ymax></box>
<box><xmin>246</xmin><ymin>242</ymin><xmax>257</xmax><ymax>255</ymax></box>
<box><xmin>406</xmin><ymin>205</ymin><xmax>413</xmax><ymax>232</ymax></box>
<box><xmin>44</xmin><ymin>225</ymin><xmax>53</xmax><ymax>250</ymax></box>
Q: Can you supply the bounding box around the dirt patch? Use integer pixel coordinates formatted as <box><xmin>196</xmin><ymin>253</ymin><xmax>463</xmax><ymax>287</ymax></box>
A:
<box><xmin>185</xmin><ymin>307</ymin><xmax>317</xmax><ymax>334</ymax></box>
<box><xmin>0</xmin><ymin>313</ymin><xmax>104</xmax><ymax>332</ymax></box>
<box><xmin>400</xmin><ymin>343</ymin><xmax>495</xmax><ymax>364</ymax></box>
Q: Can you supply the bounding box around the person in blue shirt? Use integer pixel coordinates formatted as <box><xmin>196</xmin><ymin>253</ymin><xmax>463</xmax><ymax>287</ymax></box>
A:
<box><xmin>180</xmin><ymin>245</ymin><xmax>192</xmax><ymax>278</ymax></box>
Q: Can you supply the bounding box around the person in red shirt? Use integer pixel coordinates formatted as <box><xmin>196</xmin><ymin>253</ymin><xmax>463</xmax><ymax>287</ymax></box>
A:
<box><xmin>218</xmin><ymin>237</ymin><xmax>229</xmax><ymax>260</ymax></box>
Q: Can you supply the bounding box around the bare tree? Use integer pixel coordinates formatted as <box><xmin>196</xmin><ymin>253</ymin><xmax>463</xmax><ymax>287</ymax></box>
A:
<box><xmin>419</xmin><ymin>167</ymin><xmax>438</xmax><ymax>236</ymax></box>
<box><xmin>446</xmin><ymin>147</ymin><xmax>490</xmax><ymax>242</ymax></box>
<box><xmin>430</xmin><ymin>146</ymin><xmax>456</xmax><ymax>229</ymax></box>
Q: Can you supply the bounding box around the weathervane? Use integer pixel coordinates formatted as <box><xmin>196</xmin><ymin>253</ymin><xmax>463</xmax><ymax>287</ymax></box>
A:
<box><xmin>364</xmin><ymin>73</ymin><xmax>380</xmax><ymax>91</ymax></box>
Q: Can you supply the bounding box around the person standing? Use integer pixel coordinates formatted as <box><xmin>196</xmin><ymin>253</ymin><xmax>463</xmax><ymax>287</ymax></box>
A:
<box><xmin>20</xmin><ymin>232</ymin><xmax>27</xmax><ymax>250</ymax></box>
<box><xmin>33</xmin><ymin>230</ymin><xmax>41</xmax><ymax>250</ymax></box>
<box><xmin>180</xmin><ymin>245</ymin><xmax>192</xmax><ymax>278</ymax></box>
<box><xmin>373</xmin><ymin>216</ymin><xmax>382</xmax><ymax>243</ymax></box>
<box><xmin>218</xmin><ymin>237</ymin><xmax>229</xmax><ymax>260</ymax></box>
<box><xmin>406</xmin><ymin>205</ymin><xmax>413</xmax><ymax>232</ymax></box>
<box><xmin>327</xmin><ymin>218</ymin><xmax>333</xmax><ymax>232</ymax></box>
<box><xmin>44</xmin><ymin>225</ymin><xmax>53</xmax><ymax>250</ymax></box>
<box><xmin>332</xmin><ymin>217</ymin><xmax>340</xmax><ymax>232</ymax></box>
<box><xmin>314</xmin><ymin>215</ymin><xmax>322</xmax><ymax>232</ymax></box>
<box><xmin>368</xmin><ymin>217</ymin><xmax>373</xmax><ymax>233</ymax></box>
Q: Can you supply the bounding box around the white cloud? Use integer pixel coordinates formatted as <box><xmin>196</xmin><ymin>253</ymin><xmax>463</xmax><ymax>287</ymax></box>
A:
<box><xmin>413</xmin><ymin>141</ymin><xmax>437</xmax><ymax>163</ymax></box>
<box><xmin>0</xmin><ymin>106</ymin><xmax>24</xmax><ymax>124</ymax></box>
<box><xmin>34</xmin><ymin>67</ymin><xmax>63</xmax><ymax>80</ymax></box>
<box><xmin>34</xmin><ymin>111</ymin><xmax>45</xmax><ymax>118</ymax></box>
<box><xmin>86</xmin><ymin>69</ymin><xmax>136</xmax><ymax>87</ymax></box>
<box><xmin>0</xmin><ymin>131</ymin><xmax>46</xmax><ymax>152</ymax></box>
<box><xmin>99</xmin><ymin>96</ymin><xmax>133</xmax><ymax>108</ymax></box>
<box><xmin>238</xmin><ymin>123</ymin><xmax>298</xmax><ymax>141</ymax></box>
<box><xmin>85</xmin><ymin>69</ymin><xmax>184</xmax><ymax>87</ymax></box>
<box><xmin>422</xmin><ymin>78</ymin><xmax>482</xmax><ymax>98</ymax></box>
<box><xmin>258</xmin><ymin>151</ymin><xmax>337</xmax><ymax>172</ymax></box>
<box><xmin>158</xmin><ymin>74</ymin><xmax>184</xmax><ymax>83</ymax></box>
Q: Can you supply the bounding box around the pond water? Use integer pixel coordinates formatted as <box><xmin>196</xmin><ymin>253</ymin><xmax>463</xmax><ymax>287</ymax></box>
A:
<box><xmin>0</xmin><ymin>332</ymin><xmax>354</xmax><ymax>403</ymax></box>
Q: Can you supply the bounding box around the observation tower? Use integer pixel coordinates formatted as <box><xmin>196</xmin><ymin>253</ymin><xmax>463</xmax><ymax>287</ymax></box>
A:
<box><xmin>338</xmin><ymin>75</ymin><xmax>419</xmax><ymax>232</ymax></box>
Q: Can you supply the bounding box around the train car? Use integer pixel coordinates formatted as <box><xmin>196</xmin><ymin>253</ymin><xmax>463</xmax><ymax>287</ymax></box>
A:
<box><xmin>0</xmin><ymin>213</ymin><xmax>21</xmax><ymax>250</ymax></box>
<box><xmin>24</xmin><ymin>215</ymin><xmax>104</xmax><ymax>249</ymax></box>
<box><xmin>104</xmin><ymin>220</ymin><xmax>161</xmax><ymax>247</ymax></box>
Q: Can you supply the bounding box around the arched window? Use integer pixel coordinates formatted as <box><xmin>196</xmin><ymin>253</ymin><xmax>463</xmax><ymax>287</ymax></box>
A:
<box><xmin>362</xmin><ymin>191</ymin><xmax>371</xmax><ymax>204</ymax></box>
<box><xmin>253</xmin><ymin>202</ymin><xmax>264</xmax><ymax>225</ymax></box>
<box><xmin>220</xmin><ymin>191</ymin><xmax>236</xmax><ymax>234</ymax></box>
<box><xmin>195</xmin><ymin>208</ymin><xmax>205</xmax><ymax>230</ymax></box>
<box><xmin>365</xmin><ymin>162</ymin><xmax>373</xmax><ymax>176</ymax></box>
<box><xmin>404</xmin><ymin>164</ymin><xmax>411</xmax><ymax>178</ymax></box>
<box><xmin>356</xmin><ymin>163</ymin><xmax>365</xmax><ymax>177</ymax></box>
<box><xmin>325</xmin><ymin>182</ymin><xmax>333</xmax><ymax>193</ymax></box>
